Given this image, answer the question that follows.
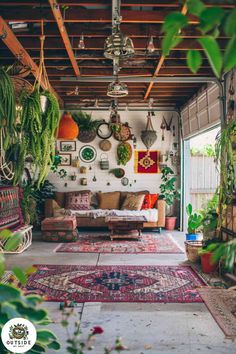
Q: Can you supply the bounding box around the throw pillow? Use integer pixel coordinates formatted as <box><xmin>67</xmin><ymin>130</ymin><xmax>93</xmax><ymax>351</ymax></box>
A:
<box><xmin>142</xmin><ymin>194</ymin><xmax>159</xmax><ymax>209</ymax></box>
<box><xmin>121</xmin><ymin>193</ymin><xmax>145</xmax><ymax>211</ymax></box>
<box><xmin>52</xmin><ymin>200</ymin><xmax>66</xmax><ymax>217</ymax></box>
<box><xmin>66</xmin><ymin>191</ymin><xmax>91</xmax><ymax>210</ymax></box>
<box><xmin>120</xmin><ymin>190</ymin><xmax>149</xmax><ymax>207</ymax></box>
<box><xmin>97</xmin><ymin>191</ymin><xmax>120</xmax><ymax>210</ymax></box>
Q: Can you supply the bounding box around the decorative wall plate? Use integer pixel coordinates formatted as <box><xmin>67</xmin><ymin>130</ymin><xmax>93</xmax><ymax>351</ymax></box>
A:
<box><xmin>121</xmin><ymin>177</ymin><xmax>129</xmax><ymax>186</ymax></box>
<box><xmin>97</xmin><ymin>122</ymin><xmax>113</xmax><ymax>139</ymax></box>
<box><xmin>79</xmin><ymin>145</ymin><xmax>97</xmax><ymax>163</ymax></box>
<box><xmin>113</xmin><ymin>123</ymin><xmax>131</xmax><ymax>141</ymax></box>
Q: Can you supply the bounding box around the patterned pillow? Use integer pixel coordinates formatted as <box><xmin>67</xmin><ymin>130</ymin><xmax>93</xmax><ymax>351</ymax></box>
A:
<box><xmin>121</xmin><ymin>193</ymin><xmax>145</xmax><ymax>211</ymax></box>
<box><xmin>142</xmin><ymin>194</ymin><xmax>159</xmax><ymax>210</ymax></box>
<box><xmin>66</xmin><ymin>191</ymin><xmax>91</xmax><ymax>210</ymax></box>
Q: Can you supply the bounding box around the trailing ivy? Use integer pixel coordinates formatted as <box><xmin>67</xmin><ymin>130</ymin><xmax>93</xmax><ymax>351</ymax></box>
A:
<box><xmin>0</xmin><ymin>68</ymin><xmax>16</xmax><ymax>146</ymax></box>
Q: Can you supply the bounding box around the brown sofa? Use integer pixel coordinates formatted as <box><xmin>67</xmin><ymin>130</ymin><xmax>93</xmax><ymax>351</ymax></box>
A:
<box><xmin>44</xmin><ymin>191</ymin><xmax>166</xmax><ymax>229</ymax></box>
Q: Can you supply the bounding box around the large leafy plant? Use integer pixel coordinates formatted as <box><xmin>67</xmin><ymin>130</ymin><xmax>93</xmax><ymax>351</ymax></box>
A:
<box><xmin>72</xmin><ymin>111</ymin><xmax>102</xmax><ymax>132</ymax></box>
<box><xmin>0</xmin><ymin>230</ymin><xmax>60</xmax><ymax>354</ymax></box>
<box><xmin>162</xmin><ymin>0</ymin><xmax>236</xmax><ymax>77</ymax></box>
<box><xmin>186</xmin><ymin>204</ymin><xmax>204</xmax><ymax>234</ymax></box>
<box><xmin>159</xmin><ymin>166</ymin><xmax>180</xmax><ymax>207</ymax></box>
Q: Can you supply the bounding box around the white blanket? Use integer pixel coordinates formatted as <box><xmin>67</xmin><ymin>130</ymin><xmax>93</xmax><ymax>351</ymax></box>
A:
<box><xmin>69</xmin><ymin>208</ymin><xmax>158</xmax><ymax>223</ymax></box>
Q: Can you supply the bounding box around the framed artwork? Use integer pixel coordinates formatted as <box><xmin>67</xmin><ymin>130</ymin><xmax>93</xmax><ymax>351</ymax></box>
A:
<box><xmin>79</xmin><ymin>145</ymin><xmax>97</xmax><ymax>163</ymax></box>
<box><xmin>134</xmin><ymin>150</ymin><xmax>161</xmax><ymax>174</ymax></box>
<box><xmin>58</xmin><ymin>153</ymin><xmax>72</xmax><ymax>166</ymax></box>
<box><xmin>60</xmin><ymin>141</ymin><xmax>76</xmax><ymax>152</ymax></box>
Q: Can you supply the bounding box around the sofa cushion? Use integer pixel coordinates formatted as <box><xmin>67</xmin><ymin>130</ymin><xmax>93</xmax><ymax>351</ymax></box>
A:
<box><xmin>66</xmin><ymin>191</ymin><xmax>91</xmax><ymax>210</ymax></box>
<box><xmin>120</xmin><ymin>190</ymin><xmax>149</xmax><ymax>207</ymax></box>
<box><xmin>142</xmin><ymin>194</ymin><xmax>159</xmax><ymax>210</ymax></box>
<box><xmin>54</xmin><ymin>192</ymin><xmax>66</xmax><ymax>208</ymax></box>
<box><xmin>121</xmin><ymin>193</ymin><xmax>145</xmax><ymax>211</ymax></box>
<box><xmin>97</xmin><ymin>191</ymin><xmax>120</xmax><ymax>210</ymax></box>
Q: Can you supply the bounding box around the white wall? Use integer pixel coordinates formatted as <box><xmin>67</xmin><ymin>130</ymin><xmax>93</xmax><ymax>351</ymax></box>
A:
<box><xmin>47</xmin><ymin>110</ymin><xmax>180</xmax><ymax>193</ymax></box>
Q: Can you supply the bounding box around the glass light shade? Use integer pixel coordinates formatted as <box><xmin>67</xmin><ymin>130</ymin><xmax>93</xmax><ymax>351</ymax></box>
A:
<box><xmin>107</xmin><ymin>80</ymin><xmax>128</xmax><ymax>97</ymax></box>
<box><xmin>104</xmin><ymin>30</ymin><xmax>135</xmax><ymax>59</ymax></box>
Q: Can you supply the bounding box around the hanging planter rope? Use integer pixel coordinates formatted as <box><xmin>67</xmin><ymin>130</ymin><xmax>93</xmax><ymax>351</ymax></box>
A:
<box><xmin>141</xmin><ymin>112</ymin><xmax>157</xmax><ymax>150</ymax></box>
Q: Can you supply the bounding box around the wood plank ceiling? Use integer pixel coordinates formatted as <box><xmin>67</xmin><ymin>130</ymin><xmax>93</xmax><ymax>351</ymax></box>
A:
<box><xmin>0</xmin><ymin>0</ymin><xmax>233</xmax><ymax>109</ymax></box>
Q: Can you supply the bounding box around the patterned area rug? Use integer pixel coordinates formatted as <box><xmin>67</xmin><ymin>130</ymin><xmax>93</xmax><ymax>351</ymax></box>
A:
<box><xmin>54</xmin><ymin>233</ymin><xmax>183</xmax><ymax>254</ymax></box>
<box><xmin>198</xmin><ymin>288</ymin><xmax>236</xmax><ymax>339</ymax></box>
<box><xmin>24</xmin><ymin>265</ymin><xmax>204</xmax><ymax>303</ymax></box>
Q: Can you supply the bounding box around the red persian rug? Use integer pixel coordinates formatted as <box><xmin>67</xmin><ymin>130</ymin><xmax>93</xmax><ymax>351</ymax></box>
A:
<box><xmin>24</xmin><ymin>265</ymin><xmax>204</xmax><ymax>303</ymax></box>
<box><xmin>54</xmin><ymin>233</ymin><xmax>183</xmax><ymax>254</ymax></box>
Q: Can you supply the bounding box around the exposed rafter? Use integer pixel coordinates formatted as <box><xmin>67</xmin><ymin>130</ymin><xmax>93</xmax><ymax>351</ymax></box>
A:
<box><xmin>144</xmin><ymin>3</ymin><xmax>188</xmax><ymax>100</ymax></box>
<box><xmin>0</xmin><ymin>15</ymin><xmax>63</xmax><ymax>106</ymax></box>
<box><xmin>48</xmin><ymin>0</ymin><xmax>80</xmax><ymax>77</ymax></box>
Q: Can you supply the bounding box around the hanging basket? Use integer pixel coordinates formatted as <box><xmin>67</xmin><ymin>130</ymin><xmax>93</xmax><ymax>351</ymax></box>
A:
<box><xmin>11</xmin><ymin>77</ymin><xmax>33</xmax><ymax>104</ymax></box>
<box><xmin>78</xmin><ymin>130</ymin><xmax>96</xmax><ymax>143</ymax></box>
<box><xmin>99</xmin><ymin>153</ymin><xmax>109</xmax><ymax>170</ymax></box>
<box><xmin>141</xmin><ymin>113</ymin><xmax>157</xmax><ymax>150</ymax></box>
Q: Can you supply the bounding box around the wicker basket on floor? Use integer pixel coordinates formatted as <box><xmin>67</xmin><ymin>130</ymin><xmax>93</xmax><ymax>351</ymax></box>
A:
<box><xmin>185</xmin><ymin>241</ymin><xmax>202</xmax><ymax>262</ymax></box>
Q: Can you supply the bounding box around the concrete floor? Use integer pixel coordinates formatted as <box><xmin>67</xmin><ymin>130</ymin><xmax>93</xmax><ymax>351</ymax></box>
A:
<box><xmin>4</xmin><ymin>230</ymin><xmax>236</xmax><ymax>354</ymax></box>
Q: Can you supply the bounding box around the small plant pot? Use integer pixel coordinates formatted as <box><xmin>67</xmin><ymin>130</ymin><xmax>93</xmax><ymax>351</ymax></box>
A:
<box><xmin>201</xmin><ymin>252</ymin><xmax>218</xmax><ymax>273</ymax></box>
<box><xmin>184</xmin><ymin>241</ymin><xmax>202</xmax><ymax>262</ymax></box>
<box><xmin>165</xmin><ymin>216</ymin><xmax>177</xmax><ymax>231</ymax></box>
<box><xmin>186</xmin><ymin>233</ymin><xmax>203</xmax><ymax>241</ymax></box>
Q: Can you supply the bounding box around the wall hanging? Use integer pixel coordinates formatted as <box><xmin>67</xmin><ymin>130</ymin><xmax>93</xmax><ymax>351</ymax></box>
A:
<box><xmin>79</xmin><ymin>145</ymin><xmax>97</xmax><ymax>163</ymax></box>
<box><xmin>99</xmin><ymin>139</ymin><xmax>112</xmax><ymax>151</ymax></box>
<box><xmin>80</xmin><ymin>178</ymin><xmax>87</xmax><ymax>186</ymax></box>
<box><xmin>57</xmin><ymin>112</ymin><xmax>79</xmax><ymax>140</ymax></box>
<box><xmin>73</xmin><ymin>110</ymin><xmax>101</xmax><ymax>143</ymax></box>
<box><xmin>134</xmin><ymin>150</ymin><xmax>160</xmax><ymax>174</ymax></box>
<box><xmin>58</xmin><ymin>153</ymin><xmax>72</xmax><ymax>166</ymax></box>
<box><xmin>121</xmin><ymin>176</ymin><xmax>129</xmax><ymax>186</ymax></box>
<box><xmin>109</xmin><ymin>168</ymin><xmax>125</xmax><ymax>178</ymax></box>
<box><xmin>160</xmin><ymin>119</ymin><xmax>166</xmax><ymax>141</ymax></box>
<box><xmin>60</xmin><ymin>140</ymin><xmax>76</xmax><ymax>152</ymax></box>
<box><xmin>113</xmin><ymin>123</ymin><xmax>132</xmax><ymax>141</ymax></box>
<box><xmin>141</xmin><ymin>112</ymin><xmax>157</xmax><ymax>150</ymax></box>
<box><xmin>72</xmin><ymin>157</ymin><xmax>80</xmax><ymax>168</ymax></box>
<box><xmin>163</xmin><ymin>115</ymin><xmax>173</xmax><ymax>131</ymax></box>
<box><xmin>117</xmin><ymin>142</ymin><xmax>132</xmax><ymax>165</ymax></box>
<box><xmin>70</xmin><ymin>173</ymin><xmax>77</xmax><ymax>181</ymax></box>
<box><xmin>96</xmin><ymin>121</ymin><xmax>113</xmax><ymax>139</ymax></box>
<box><xmin>99</xmin><ymin>153</ymin><xmax>109</xmax><ymax>170</ymax></box>
<box><xmin>80</xmin><ymin>166</ymin><xmax>87</xmax><ymax>174</ymax></box>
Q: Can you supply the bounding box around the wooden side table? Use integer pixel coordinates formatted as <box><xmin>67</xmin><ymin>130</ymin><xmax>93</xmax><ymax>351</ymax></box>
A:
<box><xmin>105</xmin><ymin>216</ymin><xmax>147</xmax><ymax>240</ymax></box>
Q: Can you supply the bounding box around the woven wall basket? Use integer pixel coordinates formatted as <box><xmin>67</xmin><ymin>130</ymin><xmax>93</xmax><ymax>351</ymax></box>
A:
<box><xmin>78</xmin><ymin>130</ymin><xmax>96</xmax><ymax>143</ymax></box>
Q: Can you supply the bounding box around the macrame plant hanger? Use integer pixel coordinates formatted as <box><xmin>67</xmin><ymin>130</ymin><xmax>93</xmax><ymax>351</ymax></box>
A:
<box><xmin>140</xmin><ymin>111</ymin><xmax>157</xmax><ymax>152</ymax></box>
<box><xmin>0</xmin><ymin>128</ymin><xmax>15</xmax><ymax>181</ymax></box>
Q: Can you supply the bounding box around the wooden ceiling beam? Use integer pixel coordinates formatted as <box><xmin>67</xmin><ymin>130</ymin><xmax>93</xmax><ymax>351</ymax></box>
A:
<box><xmin>48</xmin><ymin>0</ymin><xmax>80</xmax><ymax>77</ymax></box>
<box><xmin>0</xmin><ymin>15</ymin><xmax>63</xmax><ymax>106</ymax></box>
<box><xmin>144</xmin><ymin>3</ymin><xmax>188</xmax><ymax>100</ymax></box>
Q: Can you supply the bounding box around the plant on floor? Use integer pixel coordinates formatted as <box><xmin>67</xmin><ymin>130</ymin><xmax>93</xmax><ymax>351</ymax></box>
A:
<box><xmin>0</xmin><ymin>229</ymin><xmax>61</xmax><ymax>354</ymax></box>
<box><xmin>186</xmin><ymin>204</ymin><xmax>204</xmax><ymax>235</ymax></box>
<box><xmin>161</xmin><ymin>0</ymin><xmax>236</xmax><ymax>77</ymax></box>
<box><xmin>200</xmin><ymin>193</ymin><xmax>219</xmax><ymax>239</ymax></box>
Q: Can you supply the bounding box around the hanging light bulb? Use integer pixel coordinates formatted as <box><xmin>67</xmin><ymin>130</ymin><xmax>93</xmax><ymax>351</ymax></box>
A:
<box><xmin>147</xmin><ymin>36</ymin><xmax>155</xmax><ymax>53</ymax></box>
<box><xmin>78</xmin><ymin>34</ymin><xmax>85</xmax><ymax>49</ymax></box>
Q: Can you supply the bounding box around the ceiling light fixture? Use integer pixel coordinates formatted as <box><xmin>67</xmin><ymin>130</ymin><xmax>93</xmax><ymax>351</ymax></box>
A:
<box><xmin>107</xmin><ymin>78</ymin><xmax>128</xmax><ymax>97</ymax></box>
<box><xmin>147</xmin><ymin>36</ymin><xmax>155</xmax><ymax>53</ymax></box>
<box><xmin>78</xmin><ymin>34</ymin><xmax>85</xmax><ymax>49</ymax></box>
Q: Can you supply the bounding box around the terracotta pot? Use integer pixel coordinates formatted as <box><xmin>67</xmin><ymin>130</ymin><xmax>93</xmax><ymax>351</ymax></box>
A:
<box><xmin>57</xmin><ymin>112</ymin><xmax>79</xmax><ymax>140</ymax></box>
<box><xmin>165</xmin><ymin>216</ymin><xmax>177</xmax><ymax>231</ymax></box>
<box><xmin>201</xmin><ymin>252</ymin><xmax>218</xmax><ymax>273</ymax></box>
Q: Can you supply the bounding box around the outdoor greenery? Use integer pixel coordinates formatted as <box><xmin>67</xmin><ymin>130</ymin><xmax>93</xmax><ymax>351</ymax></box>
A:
<box><xmin>0</xmin><ymin>230</ymin><xmax>61</xmax><ymax>354</ymax></box>
<box><xmin>190</xmin><ymin>144</ymin><xmax>216</xmax><ymax>157</ymax></box>
<box><xmin>186</xmin><ymin>204</ymin><xmax>204</xmax><ymax>234</ymax></box>
<box><xmin>204</xmin><ymin>238</ymin><xmax>236</xmax><ymax>273</ymax></box>
<box><xmin>159</xmin><ymin>166</ymin><xmax>180</xmax><ymax>208</ymax></box>
<box><xmin>162</xmin><ymin>0</ymin><xmax>236</xmax><ymax>77</ymax></box>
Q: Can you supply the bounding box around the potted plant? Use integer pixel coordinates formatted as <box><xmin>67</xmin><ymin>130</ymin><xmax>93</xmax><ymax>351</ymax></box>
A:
<box><xmin>159</xmin><ymin>166</ymin><xmax>180</xmax><ymax>230</ymax></box>
<box><xmin>186</xmin><ymin>204</ymin><xmax>204</xmax><ymax>241</ymax></box>
<box><xmin>199</xmin><ymin>238</ymin><xmax>221</xmax><ymax>274</ymax></box>
<box><xmin>72</xmin><ymin>110</ymin><xmax>102</xmax><ymax>143</ymax></box>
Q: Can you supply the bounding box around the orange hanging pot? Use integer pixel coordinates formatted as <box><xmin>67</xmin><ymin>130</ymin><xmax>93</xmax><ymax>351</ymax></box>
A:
<box><xmin>57</xmin><ymin>112</ymin><xmax>79</xmax><ymax>140</ymax></box>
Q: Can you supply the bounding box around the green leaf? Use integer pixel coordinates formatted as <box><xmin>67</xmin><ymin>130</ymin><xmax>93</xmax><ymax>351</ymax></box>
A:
<box><xmin>162</xmin><ymin>29</ymin><xmax>177</xmax><ymax>56</ymax></box>
<box><xmin>0</xmin><ymin>253</ymin><xmax>5</xmax><ymax>278</ymax></box>
<box><xmin>1</xmin><ymin>303</ymin><xmax>19</xmax><ymax>318</ymax></box>
<box><xmin>31</xmin><ymin>343</ymin><xmax>46</xmax><ymax>353</ymax></box>
<box><xmin>162</xmin><ymin>12</ymin><xmax>188</xmax><ymax>32</ymax></box>
<box><xmin>12</xmin><ymin>266</ymin><xmax>28</xmax><ymax>285</ymax></box>
<box><xmin>0</xmin><ymin>283</ymin><xmax>21</xmax><ymax>302</ymax></box>
<box><xmin>47</xmin><ymin>340</ymin><xmax>61</xmax><ymax>350</ymax></box>
<box><xmin>224</xmin><ymin>9</ymin><xmax>236</xmax><ymax>36</ymax></box>
<box><xmin>26</xmin><ymin>294</ymin><xmax>43</xmax><ymax>306</ymax></box>
<box><xmin>14</xmin><ymin>302</ymin><xmax>48</xmax><ymax>323</ymax></box>
<box><xmin>198</xmin><ymin>36</ymin><xmax>223</xmax><ymax>78</ymax></box>
<box><xmin>186</xmin><ymin>204</ymin><xmax>193</xmax><ymax>216</ymax></box>
<box><xmin>200</xmin><ymin>7</ymin><xmax>225</xmax><ymax>34</ymax></box>
<box><xmin>186</xmin><ymin>0</ymin><xmax>205</xmax><ymax>16</ymax></box>
<box><xmin>3</xmin><ymin>232</ymin><xmax>23</xmax><ymax>251</ymax></box>
<box><xmin>0</xmin><ymin>229</ymin><xmax>12</xmax><ymax>239</ymax></box>
<box><xmin>223</xmin><ymin>35</ymin><xmax>236</xmax><ymax>72</ymax></box>
<box><xmin>37</xmin><ymin>330</ymin><xmax>57</xmax><ymax>344</ymax></box>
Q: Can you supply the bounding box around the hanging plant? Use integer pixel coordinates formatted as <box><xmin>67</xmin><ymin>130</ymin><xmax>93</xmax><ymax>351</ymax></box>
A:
<box><xmin>72</xmin><ymin>110</ymin><xmax>102</xmax><ymax>143</ymax></box>
<box><xmin>117</xmin><ymin>142</ymin><xmax>132</xmax><ymax>166</ymax></box>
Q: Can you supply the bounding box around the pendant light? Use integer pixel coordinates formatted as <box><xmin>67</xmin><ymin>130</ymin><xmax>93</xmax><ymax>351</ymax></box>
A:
<box><xmin>107</xmin><ymin>78</ymin><xmax>128</xmax><ymax>97</ymax></box>
<box><xmin>78</xmin><ymin>34</ymin><xmax>85</xmax><ymax>49</ymax></box>
<box><xmin>147</xmin><ymin>36</ymin><xmax>155</xmax><ymax>53</ymax></box>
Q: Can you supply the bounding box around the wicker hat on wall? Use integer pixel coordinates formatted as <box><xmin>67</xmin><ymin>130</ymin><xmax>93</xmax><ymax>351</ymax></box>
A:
<box><xmin>99</xmin><ymin>139</ymin><xmax>112</xmax><ymax>151</ymax></box>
